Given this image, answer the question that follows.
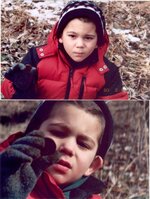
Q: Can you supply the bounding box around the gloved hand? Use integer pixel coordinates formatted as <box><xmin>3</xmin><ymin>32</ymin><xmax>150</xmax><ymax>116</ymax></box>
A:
<box><xmin>4</xmin><ymin>63</ymin><xmax>37</xmax><ymax>90</ymax></box>
<box><xmin>0</xmin><ymin>130</ymin><xmax>61</xmax><ymax>199</ymax></box>
<box><xmin>4</xmin><ymin>63</ymin><xmax>38</xmax><ymax>99</ymax></box>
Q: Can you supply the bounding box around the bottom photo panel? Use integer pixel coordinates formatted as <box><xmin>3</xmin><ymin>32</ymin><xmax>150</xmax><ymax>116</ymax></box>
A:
<box><xmin>0</xmin><ymin>100</ymin><xmax>149</xmax><ymax>199</ymax></box>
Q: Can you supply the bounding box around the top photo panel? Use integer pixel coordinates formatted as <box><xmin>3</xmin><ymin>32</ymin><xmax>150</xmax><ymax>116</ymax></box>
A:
<box><xmin>1</xmin><ymin>0</ymin><xmax>149</xmax><ymax>100</ymax></box>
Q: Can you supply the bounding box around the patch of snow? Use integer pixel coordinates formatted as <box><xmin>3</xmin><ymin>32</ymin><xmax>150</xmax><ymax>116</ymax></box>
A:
<box><xmin>112</xmin><ymin>28</ymin><xmax>130</xmax><ymax>34</ymax></box>
<box><xmin>27</xmin><ymin>9</ymin><xmax>58</xmax><ymax>22</ymax></box>
<box><xmin>24</xmin><ymin>0</ymin><xmax>64</xmax><ymax>22</ymax></box>
<box><xmin>2</xmin><ymin>0</ymin><xmax>65</xmax><ymax>22</ymax></box>
<box><xmin>112</xmin><ymin>28</ymin><xmax>140</xmax><ymax>42</ymax></box>
<box><xmin>127</xmin><ymin>34</ymin><xmax>140</xmax><ymax>42</ymax></box>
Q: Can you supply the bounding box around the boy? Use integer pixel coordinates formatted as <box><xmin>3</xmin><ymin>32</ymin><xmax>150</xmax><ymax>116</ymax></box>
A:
<box><xmin>0</xmin><ymin>100</ymin><xmax>113</xmax><ymax>199</ymax></box>
<box><xmin>1</xmin><ymin>0</ymin><xmax>128</xmax><ymax>99</ymax></box>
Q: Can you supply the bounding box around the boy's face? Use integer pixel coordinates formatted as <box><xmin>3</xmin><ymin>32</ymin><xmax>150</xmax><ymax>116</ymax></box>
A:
<box><xmin>39</xmin><ymin>103</ymin><xmax>103</xmax><ymax>185</ymax></box>
<box><xmin>59</xmin><ymin>18</ymin><xmax>98</xmax><ymax>62</ymax></box>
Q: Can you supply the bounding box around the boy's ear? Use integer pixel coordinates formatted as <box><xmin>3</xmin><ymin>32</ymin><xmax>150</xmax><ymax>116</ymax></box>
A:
<box><xmin>84</xmin><ymin>156</ymin><xmax>103</xmax><ymax>176</ymax></box>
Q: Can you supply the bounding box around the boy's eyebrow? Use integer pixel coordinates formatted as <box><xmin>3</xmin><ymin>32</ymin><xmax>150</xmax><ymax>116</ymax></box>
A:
<box><xmin>48</xmin><ymin>123</ymin><xmax>71</xmax><ymax>134</ymax></box>
<box><xmin>48</xmin><ymin>123</ymin><xmax>96</xmax><ymax>146</ymax></box>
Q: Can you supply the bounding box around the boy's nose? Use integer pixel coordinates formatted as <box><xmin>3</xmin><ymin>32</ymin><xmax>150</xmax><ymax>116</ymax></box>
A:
<box><xmin>59</xmin><ymin>140</ymin><xmax>75</xmax><ymax>157</ymax></box>
<box><xmin>76</xmin><ymin>38</ymin><xmax>84</xmax><ymax>48</ymax></box>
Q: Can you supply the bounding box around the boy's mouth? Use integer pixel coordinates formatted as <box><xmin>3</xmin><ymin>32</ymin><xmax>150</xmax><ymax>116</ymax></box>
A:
<box><xmin>57</xmin><ymin>159</ymin><xmax>72</xmax><ymax>169</ymax></box>
<box><xmin>74</xmin><ymin>52</ymin><xmax>84</xmax><ymax>56</ymax></box>
<box><xmin>52</xmin><ymin>159</ymin><xmax>72</xmax><ymax>174</ymax></box>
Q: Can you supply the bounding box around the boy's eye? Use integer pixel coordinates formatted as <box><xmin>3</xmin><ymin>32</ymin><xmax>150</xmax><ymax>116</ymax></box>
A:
<box><xmin>68</xmin><ymin>34</ymin><xmax>76</xmax><ymax>38</ymax></box>
<box><xmin>77</xmin><ymin>140</ymin><xmax>90</xmax><ymax>150</ymax></box>
<box><xmin>50</xmin><ymin>130</ymin><xmax>66</xmax><ymax>138</ymax></box>
<box><xmin>84</xmin><ymin>36</ymin><xmax>94</xmax><ymax>40</ymax></box>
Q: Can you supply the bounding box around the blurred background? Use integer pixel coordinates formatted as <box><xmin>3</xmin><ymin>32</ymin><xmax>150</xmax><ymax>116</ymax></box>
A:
<box><xmin>0</xmin><ymin>100</ymin><xmax>149</xmax><ymax>199</ymax></box>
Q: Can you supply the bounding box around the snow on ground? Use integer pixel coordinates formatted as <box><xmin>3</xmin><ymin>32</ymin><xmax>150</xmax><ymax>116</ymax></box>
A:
<box><xmin>2</xmin><ymin>0</ymin><xmax>65</xmax><ymax>24</ymax></box>
<box><xmin>25</xmin><ymin>0</ymin><xmax>64</xmax><ymax>23</ymax></box>
<box><xmin>112</xmin><ymin>28</ymin><xmax>140</xmax><ymax>42</ymax></box>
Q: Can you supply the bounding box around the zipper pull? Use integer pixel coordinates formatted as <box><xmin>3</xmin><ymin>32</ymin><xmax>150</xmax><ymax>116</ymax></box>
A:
<box><xmin>70</xmin><ymin>68</ymin><xmax>74</xmax><ymax>78</ymax></box>
<box><xmin>64</xmin><ymin>68</ymin><xmax>74</xmax><ymax>99</ymax></box>
<box><xmin>78</xmin><ymin>75</ymin><xmax>86</xmax><ymax>99</ymax></box>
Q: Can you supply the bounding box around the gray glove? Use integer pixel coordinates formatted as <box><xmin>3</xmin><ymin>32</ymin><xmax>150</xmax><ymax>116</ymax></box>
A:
<box><xmin>4</xmin><ymin>63</ymin><xmax>37</xmax><ymax>90</ymax></box>
<box><xmin>0</xmin><ymin>130</ymin><xmax>61</xmax><ymax>199</ymax></box>
<box><xmin>4</xmin><ymin>63</ymin><xmax>37</xmax><ymax>99</ymax></box>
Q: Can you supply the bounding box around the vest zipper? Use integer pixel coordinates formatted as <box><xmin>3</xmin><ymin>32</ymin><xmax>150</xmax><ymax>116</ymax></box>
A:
<box><xmin>65</xmin><ymin>68</ymin><xmax>74</xmax><ymax>99</ymax></box>
<box><xmin>78</xmin><ymin>76</ymin><xmax>86</xmax><ymax>99</ymax></box>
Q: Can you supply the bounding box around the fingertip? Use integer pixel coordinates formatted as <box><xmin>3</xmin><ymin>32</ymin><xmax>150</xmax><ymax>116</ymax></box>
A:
<box><xmin>41</xmin><ymin>138</ymin><xmax>56</xmax><ymax>156</ymax></box>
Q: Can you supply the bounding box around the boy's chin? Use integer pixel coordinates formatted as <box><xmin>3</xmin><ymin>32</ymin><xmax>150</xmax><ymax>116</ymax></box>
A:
<box><xmin>45</xmin><ymin>168</ymin><xmax>76</xmax><ymax>186</ymax></box>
